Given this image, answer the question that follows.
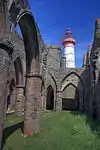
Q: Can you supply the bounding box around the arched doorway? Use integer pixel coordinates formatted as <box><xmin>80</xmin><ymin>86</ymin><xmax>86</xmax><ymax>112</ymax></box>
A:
<box><xmin>61</xmin><ymin>71</ymin><xmax>84</xmax><ymax>110</ymax></box>
<box><xmin>62</xmin><ymin>83</ymin><xmax>79</xmax><ymax>110</ymax></box>
<box><xmin>46</xmin><ymin>85</ymin><xmax>54</xmax><ymax>110</ymax></box>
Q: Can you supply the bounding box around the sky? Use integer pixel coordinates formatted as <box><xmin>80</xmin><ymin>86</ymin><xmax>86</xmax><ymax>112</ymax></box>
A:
<box><xmin>16</xmin><ymin>0</ymin><xmax>100</xmax><ymax>68</ymax></box>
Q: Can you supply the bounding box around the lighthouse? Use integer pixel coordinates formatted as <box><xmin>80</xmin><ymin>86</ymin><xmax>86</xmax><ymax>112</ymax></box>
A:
<box><xmin>62</xmin><ymin>29</ymin><xmax>76</xmax><ymax>68</ymax></box>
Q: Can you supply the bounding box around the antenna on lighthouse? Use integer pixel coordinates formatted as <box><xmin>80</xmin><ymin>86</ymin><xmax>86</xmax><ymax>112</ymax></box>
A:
<box><xmin>62</xmin><ymin>28</ymin><xmax>76</xmax><ymax>68</ymax></box>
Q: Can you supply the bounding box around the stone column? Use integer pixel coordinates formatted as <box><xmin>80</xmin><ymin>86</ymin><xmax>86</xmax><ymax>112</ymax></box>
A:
<box><xmin>56</xmin><ymin>91</ymin><xmax>62</xmax><ymax>111</ymax></box>
<box><xmin>0</xmin><ymin>40</ymin><xmax>13</xmax><ymax>150</ymax></box>
<box><xmin>0</xmin><ymin>62</ymin><xmax>9</xmax><ymax>149</ymax></box>
<box><xmin>43</xmin><ymin>89</ymin><xmax>47</xmax><ymax>111</ymax></box>
<box><xmin>24</xmin><ymin>74</ymin><xmax>42</xmax><ymax>135</ymax></box>
<box><xmin>41</xmin><ymin>88</ymin><xmax>45</xmax><ymax>111</ymax></box>
<box><xmin>0</xmin><ymin>58</ymin><xmax>10</xmax><ymax>149</ymax></box>
<box><xmin>0</xmin><ymin>89</ymin><xmax>6</xmax><ymax>149</ymax></box>
<box><xmin>15</xmin><ymin>85</ymin><xmax>25</xmax><ymax>116</ymax></box>
<box><xmin>10</xmin><ymin>88</ymin><xmax>16</xmax><ymax>110</ymax></box>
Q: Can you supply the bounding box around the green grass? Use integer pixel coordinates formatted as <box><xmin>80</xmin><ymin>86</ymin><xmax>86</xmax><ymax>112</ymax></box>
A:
<box><xmin>2</xmin><ymin>111</ymin><xmax>100</xmax><ymax>150</ymax></box>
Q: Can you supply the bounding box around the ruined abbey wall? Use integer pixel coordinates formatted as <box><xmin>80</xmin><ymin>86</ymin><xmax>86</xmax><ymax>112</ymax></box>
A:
<box><xmin>0</xmin><ymin>0</ymin><xmax>95</xmax><ymax>119</ymax></box>
<box><xmin>0</xmin><ymin>0</ymin><xmax>100</xmax><ymax>149</ymax></box>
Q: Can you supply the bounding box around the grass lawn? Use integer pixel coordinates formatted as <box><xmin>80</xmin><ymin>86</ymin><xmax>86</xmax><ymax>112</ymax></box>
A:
<box><xmin>2</xmin><ymin>111</ymin><xmax>100</xmax><ymax>150</ymax></box>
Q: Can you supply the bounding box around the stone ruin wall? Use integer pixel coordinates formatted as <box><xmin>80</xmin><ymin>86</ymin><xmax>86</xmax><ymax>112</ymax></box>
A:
<box><xmin>0</xmin><ymin>0</ymin><xmax>100</xmax><ymax>127</ymax></box>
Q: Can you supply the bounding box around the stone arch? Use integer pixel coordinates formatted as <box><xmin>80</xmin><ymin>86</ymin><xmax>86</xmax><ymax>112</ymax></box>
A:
<box><xmin>48</xmin><ymin>72</ymin><xmax>57</xmax><ymax>91</ymax></box>
<box><xmin>0</xmin><ymin>40</ymin><xmax>14</xmax><ymax>55</ymax></box>
<box><xmin>45</xmin><ymin>71</ymin><xmax>57</xmax><ymax>111</ymax></box>
<box><xmin>8</xmin><ymin>1</ymin><xmax>42</xmax><ymax>134</ymax></box>
<box><xmin>62</xmin><ymin>83</ymin><xmax>79</xmax><ymax>110</ymax></box>
<box><xmin>9</xmin><ymin>1</ymin><xmax>40</xmax><ymax>74</ymax></box>
<box><xmin>46</xmin><ymin>85</ymin><xmax>54</xmax><ymax>110</ymax></box>
<box><xmin>61</xmin><ymin>71</ymin><xmax>84</xmax><ymax>110</ymax></box>
<box><xmin>61</xmin><ymin>71</ymin><xmax>84</xmax><ymax>86</ymax></box>
<box><xmin>18</xmin><ymin>12</ymin><xmax>39</xmax><ymax>74</ymax></box>
<box><xmin>17</xmin><ymin>13</ymin><xmax>41</xmax><ymax>133</ymax></box>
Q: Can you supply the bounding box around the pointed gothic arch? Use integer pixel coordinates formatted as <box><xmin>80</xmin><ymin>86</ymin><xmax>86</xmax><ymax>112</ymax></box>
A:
<box><xmin>62</xmin><ymin>83</ymin><xmax>79</xmax><ymax>110</ymax></box>
<box><xmin>61</xmin><ymin>71</ymin><xmax>84</xmax><ymax>86</ymax></box>
<box><xmin>61</xmin><ymin>71</ymin><xmax>84</xmax><ymax>110</ymax></box>
<box><xmin>18</xmin><ymin>12</ymin><xmax>40</xmax><ymax>74</ymax></box>
<box><xmin>48</xmin><ymin>72</ymin><xmax>57</xmax><ymax>91</ymax></box>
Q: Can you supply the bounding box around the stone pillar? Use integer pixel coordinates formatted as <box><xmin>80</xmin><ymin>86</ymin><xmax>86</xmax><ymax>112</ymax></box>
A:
<box><xmin>0</xmin><ymin>91</ymin><xmax>6</xmax><ymax>149</ymax></box>
<box><xmin>0</xmin><ymin>38</ymin><xmax>13</xmax><ymax>150</ymax></box>
<box><xmin>15</xmin><ymin>85</ymin><xmax>25</xmax><ymax>115</ymax></box>
<box><xmin>41</xmin><ymin>88</ymin><xmax>45</xmax><ymax>111</ymax></box>
<box><xmin>0</xmin><ymin>57</ymin><xmax>10</xmax><ymax>149</ymax></box>
<box><xmin>0</xmin><ymin>60</ymin><xmax>9</xmax><ymax>149</ymax></box>
<box><xmin>43</xmin><ymin>89</ymin><xmax>47</xmax><ymax>111</ymax></box>
<box><xmin>24</xmin><ymin>74</ymin><xmax>42</xmax><ymax>135</ymax></box>
<box><xmin>56</xmin><ymin>91</ymin><xmax>62</xmax><ymax>110</ymax></box>
<box><xmin>10</xmin><ymin>88</ymin><xmax>16</xmax><ymax>110</ymax></box>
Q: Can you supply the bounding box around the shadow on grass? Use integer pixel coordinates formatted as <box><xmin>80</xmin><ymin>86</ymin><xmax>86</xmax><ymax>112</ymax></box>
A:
<box><xmin>86</xmin><ymin>115</ymin><xmax>100</xmax><ymax>138</ymax></box>
<box><xmin>70</xmin><ymin>110</ymin><xmax>100</xmax><ymax>138</ymax></box>
<box><xmin>69</xmin><ymin>110</ymin><xmax>84</xmax><ymax>116</ymax></box>
<box><xmin>1</xmin><ymin>121</ymin><xmax>24</xmax><ymax>150</ymax></box>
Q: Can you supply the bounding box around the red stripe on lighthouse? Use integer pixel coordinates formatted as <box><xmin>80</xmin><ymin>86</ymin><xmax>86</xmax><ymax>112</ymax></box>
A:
<box><xmin>62</xmin><ymin>38</ymin><xmax>76</xmax><ymax>43</ymax></box>
<box><xmin>64</xmin><ymin>43</ymin><xmax>74</xmax><ymax>48</ymax></box>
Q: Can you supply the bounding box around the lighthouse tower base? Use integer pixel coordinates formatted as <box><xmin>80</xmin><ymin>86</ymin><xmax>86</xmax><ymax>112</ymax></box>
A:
<box><xmin>64</xmin><ymin>46</ymin><xmax>75</xmax><ymax>68</ymax></box>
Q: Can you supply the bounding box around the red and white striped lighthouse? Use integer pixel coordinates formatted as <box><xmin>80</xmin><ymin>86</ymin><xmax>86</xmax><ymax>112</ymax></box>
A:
<box><xmin>62</xmin><ymin>28</ymin><xmax>76</xmax><ymax>68</ymax></box>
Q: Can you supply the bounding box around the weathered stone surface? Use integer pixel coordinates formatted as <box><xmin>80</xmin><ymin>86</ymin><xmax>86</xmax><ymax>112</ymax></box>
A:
<box><xmin>93</xmin><ymin>18</ymin><xmax>100</xmax><ymax>48</ymax></box>
<box><xmin>24</xmin><ymin>76</ymin><xmax>42</xmax><ymax>134</ymax></box>
<box><xmin>0</xmin><ymin>0</ymin><xmax>44</xmax><ymax>148</ymax></box>
<box><xmin>0</xmin><ymin>48</ymin><xmax>10</xmax><ymax>149</ymax></box>
<box><xmin>15</xmin><ymin>85</ymin><xmax>25</xmax><ymax>115</ymax></box>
